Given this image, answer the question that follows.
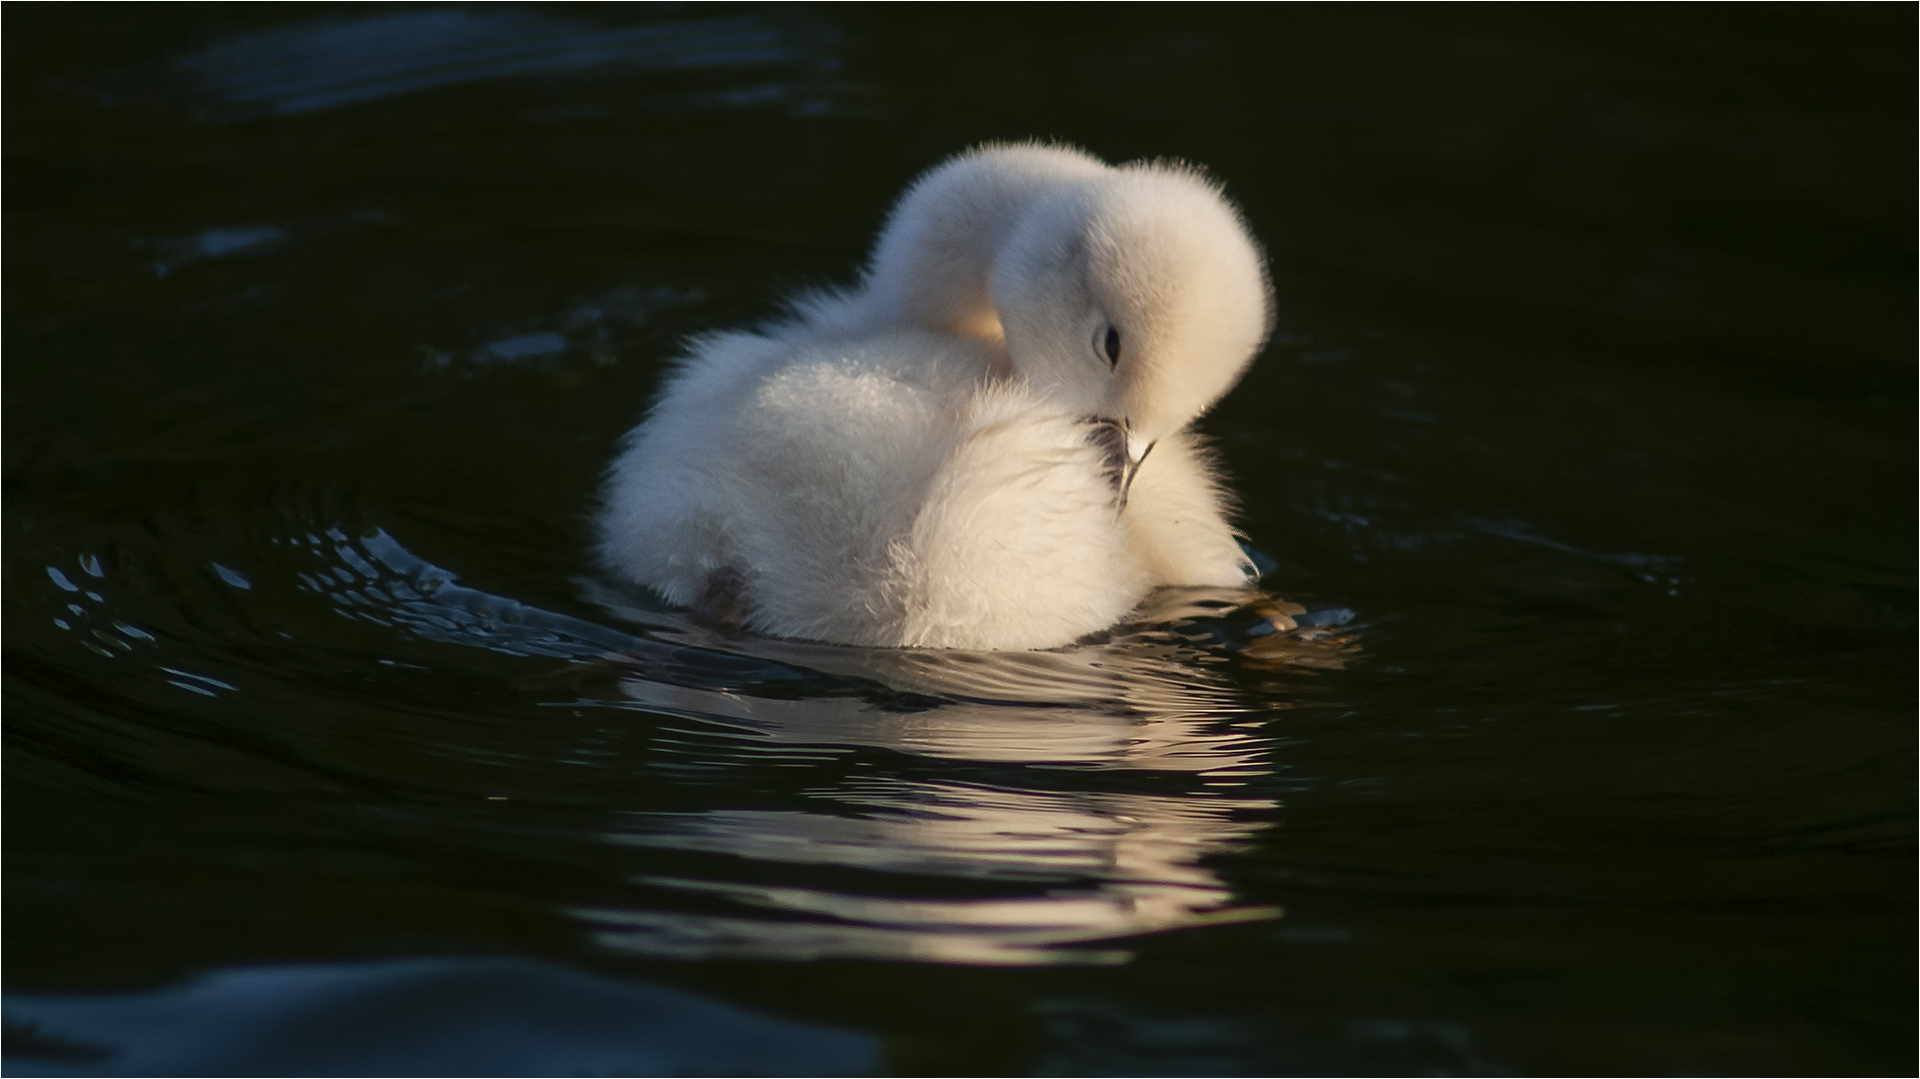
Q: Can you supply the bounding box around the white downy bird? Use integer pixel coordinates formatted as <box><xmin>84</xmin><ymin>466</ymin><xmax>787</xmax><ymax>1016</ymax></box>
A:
<box><xmin>597</xmin><ymin>142</ymin><xmax>1272</xmax><ymax>650</ymax></box>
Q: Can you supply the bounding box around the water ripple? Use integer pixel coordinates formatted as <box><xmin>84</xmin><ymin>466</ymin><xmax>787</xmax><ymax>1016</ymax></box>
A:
<box><xmin>260</xmin><ymin>525</ymin><xmax>1347</xmax><ymax>964</ymax></box>
<box><xmin>175</xmin><ymin>10</ymin><xmax>806</xmax><ymax>119</ymax></box>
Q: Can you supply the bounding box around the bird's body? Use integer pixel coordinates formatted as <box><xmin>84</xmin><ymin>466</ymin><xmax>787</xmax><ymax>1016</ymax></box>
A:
<box><xmin>598</xmin><ymin>143</ymin><xmax>1270</xmax><ymax>650</ymax></box>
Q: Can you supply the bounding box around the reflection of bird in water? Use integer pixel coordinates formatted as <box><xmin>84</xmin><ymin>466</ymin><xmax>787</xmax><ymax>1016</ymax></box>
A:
<box><xmin>581</xmin><ymin>579</ymin><xmax>1355</xmax><ymax>766</ymax></box>
<box><xmin>597</xmin><ymin>142</ymin><xmax>1272</xmax><ymax>649</ymax></box>
<box><xmin>579</xmin><ymin>779</ymin><xmax>1277</xmax><ymax>966</ymax></box>
<box><xmin>568</xmin><ymin>587</ymin><xmax>1358</xmax><ymax>966</ymax></box>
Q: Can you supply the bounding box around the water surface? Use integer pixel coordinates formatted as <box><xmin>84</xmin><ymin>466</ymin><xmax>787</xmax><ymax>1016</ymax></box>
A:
<box><xmin>6</xmin><ymin>6</ymin><xmax>1914</xmax><ymax>1075</ymax></box>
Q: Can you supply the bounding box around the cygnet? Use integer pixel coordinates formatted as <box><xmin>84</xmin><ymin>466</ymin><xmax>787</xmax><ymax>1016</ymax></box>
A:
<box><xmin>597</xmin><ymin>142</ymin><xmax>1271</xmax><ymax>650</ymax></box>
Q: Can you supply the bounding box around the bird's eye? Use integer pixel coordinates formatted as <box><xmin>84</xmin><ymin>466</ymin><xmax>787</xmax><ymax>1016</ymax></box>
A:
<box><xmin>1102</xmin><ymin>326</ymin><xmax>1122</xmax><ymax>367</ymax></box>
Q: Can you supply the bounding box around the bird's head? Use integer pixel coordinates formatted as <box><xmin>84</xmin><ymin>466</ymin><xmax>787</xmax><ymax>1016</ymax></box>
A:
<box><xmin>991</xmin><ymin>165</ymin><xmax>1271</xmax><ymax>478</ymax></box>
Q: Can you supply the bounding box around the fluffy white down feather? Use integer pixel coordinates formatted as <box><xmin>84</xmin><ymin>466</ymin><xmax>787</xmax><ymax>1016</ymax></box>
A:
<box><xmin>598</xmin><ymin>142</ymin><xmax>1268</xmax><ymax>649</ymax></box>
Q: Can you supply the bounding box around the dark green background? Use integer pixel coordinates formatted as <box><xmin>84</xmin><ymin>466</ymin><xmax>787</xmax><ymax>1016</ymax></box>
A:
<box><xmin>7</xmin><ymin>5</ymin><xmax>1914</xmax><ymax>1075</ymax></box>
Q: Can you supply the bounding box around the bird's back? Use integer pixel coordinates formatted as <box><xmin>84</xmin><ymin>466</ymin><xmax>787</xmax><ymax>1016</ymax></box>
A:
<box><xmin>601</xmin><ymin>326</ymin><xmax>1153</xmax><ymax>647</ymax></box>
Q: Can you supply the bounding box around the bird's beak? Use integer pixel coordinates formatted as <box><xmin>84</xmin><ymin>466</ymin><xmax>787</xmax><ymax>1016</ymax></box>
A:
<box><xmin>1119</xmin><ymin>435</ymin><xmax>1156</xmax><ymax>511</ymax></box>
<box><xmin>1088</xmin><ymin>418</ymin><xmax>1157</xmax><ymax>511</ymax></box>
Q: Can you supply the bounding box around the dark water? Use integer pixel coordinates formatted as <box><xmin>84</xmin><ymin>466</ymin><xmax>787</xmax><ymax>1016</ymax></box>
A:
<box><xmin>6</xmin><ymin>6</ymin><xmax>1913</xmax><ymax>1076</ymax></box>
